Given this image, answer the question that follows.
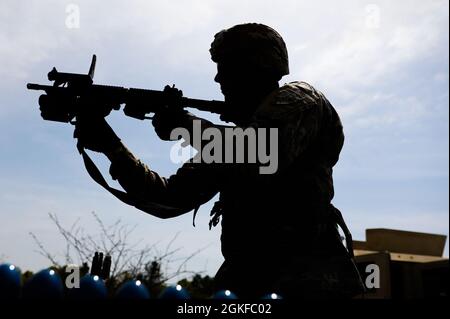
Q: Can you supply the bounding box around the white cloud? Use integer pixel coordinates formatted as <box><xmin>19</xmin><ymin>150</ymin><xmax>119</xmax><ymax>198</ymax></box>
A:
<box><xmin>341</xmin><ymin>93</ymin><xmax>429</xmax><ymax>129</ymax></box>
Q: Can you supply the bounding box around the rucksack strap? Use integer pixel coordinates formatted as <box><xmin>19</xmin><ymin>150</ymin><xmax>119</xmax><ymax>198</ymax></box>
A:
<box><xmin>330</xmin><ymin>205</ymin><xmax>355</xmax><ymax>258</ymax></box>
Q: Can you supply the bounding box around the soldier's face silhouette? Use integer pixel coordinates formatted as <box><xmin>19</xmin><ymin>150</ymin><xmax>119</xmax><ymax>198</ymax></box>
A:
<box><xmin>214</xmin><ymin>61</ymin><xmax>246</xmax><ymax>98</ymax></box>
<box><xmin>215</xmin><ymin>61</ymin><xmax>265</xmax><ymax>117</ymax></box>
<box><xmin>214</xmin><ymin>61</ymin><xmax>278</xmax><ymax>123</ymax></box>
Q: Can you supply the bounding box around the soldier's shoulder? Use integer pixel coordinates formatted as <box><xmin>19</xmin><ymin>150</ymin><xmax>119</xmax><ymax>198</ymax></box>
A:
<box><xmin>253</xmin><ymin>81</ymin><xmax>323</xmax><ymax>123</ymax></box>
<box><xmin>274</xmin><ymin>81</ymin><xmax>324</xmax><ymax>107</ymax></box>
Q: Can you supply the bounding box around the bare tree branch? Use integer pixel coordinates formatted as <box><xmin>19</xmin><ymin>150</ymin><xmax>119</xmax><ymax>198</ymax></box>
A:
<box><xmin>30</xmin><ymin>212</ymin><xmax>204</xmax><ymax>287</ymax></box>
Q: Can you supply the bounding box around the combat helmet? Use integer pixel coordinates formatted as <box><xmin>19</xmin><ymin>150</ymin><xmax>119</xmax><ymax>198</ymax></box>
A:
<box><xmin>210</xmin><ymin>23</ymin><xmax>289</xmax><ymax>80</ymax></box>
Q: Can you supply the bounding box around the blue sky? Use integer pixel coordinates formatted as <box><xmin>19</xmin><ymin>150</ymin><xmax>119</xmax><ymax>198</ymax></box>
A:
<box><xmin>0</xmin><ymin>0</ymin><xmax>448</xmax><ymax>279</ymax></box>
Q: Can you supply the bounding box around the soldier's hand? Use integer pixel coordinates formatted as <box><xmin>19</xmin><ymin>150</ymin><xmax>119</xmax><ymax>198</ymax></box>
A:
<box><xmin>74</xmin><ymin>116</ymin><xmax>121</xmax><ymax>153</ymax></box>
<box><xmin>152</xmin><ymin>107</ymin><xmax>195</xmax><ymax>141</ymax></box>
<box><xmin>152</xmin><ymin>85</ymin><xmax>195</xmax><ymax>141</ymax></box>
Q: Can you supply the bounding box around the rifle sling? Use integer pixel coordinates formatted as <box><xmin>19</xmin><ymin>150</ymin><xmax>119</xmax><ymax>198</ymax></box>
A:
<box><xmin>79</xmin><ymin>147</ymin><xmax>190</xmax><ymax>216</ymax></box>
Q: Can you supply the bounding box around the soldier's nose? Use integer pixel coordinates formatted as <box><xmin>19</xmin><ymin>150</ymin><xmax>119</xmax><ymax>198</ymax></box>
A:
<box><xmin>214</xmin><ymin>73</ymin><xmax>220</xmax><ymax>83</ymax></box>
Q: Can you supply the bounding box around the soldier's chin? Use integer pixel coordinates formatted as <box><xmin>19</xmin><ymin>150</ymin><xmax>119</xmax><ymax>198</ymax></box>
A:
<box><xmin>220</xmin><ymin>108</ymin><xmax>250</xmax><ymax>125</ymax></box>
<box><xmin>219</xmin><ymin>105</ymin><xmax>239</xmax><ymax>123</ymax></box>
<box><xmin>224</xmin><ymin>93</ymin><xmax>242</xmax><ymax>105</ymax></box>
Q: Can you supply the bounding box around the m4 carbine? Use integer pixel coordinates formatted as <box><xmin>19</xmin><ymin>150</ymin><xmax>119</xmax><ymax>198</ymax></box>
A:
<box><xmin>27</xmin><ymin>55</ymin><xmax>226</xmax><ymax>123</ymax></box>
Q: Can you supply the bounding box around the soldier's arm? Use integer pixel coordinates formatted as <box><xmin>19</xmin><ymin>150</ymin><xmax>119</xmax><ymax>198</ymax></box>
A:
<box><xmin>104</xmin><ymin>143</ymin><xmax>220</xmax><ymax>219</ymax></box>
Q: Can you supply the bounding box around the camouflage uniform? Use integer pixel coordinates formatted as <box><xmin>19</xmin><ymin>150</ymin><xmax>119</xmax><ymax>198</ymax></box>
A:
<box><xmin>107</xmin><ymin>80</ymin><xmax>365</xmax><ymax>299</ymax></box>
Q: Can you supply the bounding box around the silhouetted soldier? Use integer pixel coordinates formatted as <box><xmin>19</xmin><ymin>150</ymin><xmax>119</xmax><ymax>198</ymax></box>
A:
<box><xmin>74</xmin><ymin>23</ymin><xmax>364</xmax><ymax>298</ymax></box>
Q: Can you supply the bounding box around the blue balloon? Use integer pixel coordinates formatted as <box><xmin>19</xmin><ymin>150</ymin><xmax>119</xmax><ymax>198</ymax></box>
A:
<box><xmin>0</xmin><ymin>263</ymin><xmax>21</xmax><ymax>299</ymax></box>
<box><xmin>67</xmin><ymin>274</ymin><xmax>107</xmax><ymax>299</ymax></box>
<box><xmin>115</xmin><ymin>280</ymin><xmax>150</xmax><ymax>299</ymax></box>
<box><xmin>159</xmin><ymin>285</ymin><xmax>190</xmax><ymax>300</ymax></box>
<box><xmin>212</xmin><ymin>289</ymin><xmax>238</xmax><ymax>299</ymax></box>
<box><xmin>22</xmin><ymin>268</ymin><xmax>64</xmax><ymax>299</ymax></box>
<box><xmin>262</xmin><ymin>292</ymin><xmax>283</xmax><ymax>300</ymax></box>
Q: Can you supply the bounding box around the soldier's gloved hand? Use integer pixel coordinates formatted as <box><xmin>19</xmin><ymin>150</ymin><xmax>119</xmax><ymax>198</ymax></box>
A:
<box><xmin>152</xmin><ymin>108</ymin><xmax>196</xmax><ymax>141</ymax></box>
<box><xmin>152</xmin><ymin>85</ymin><xmax>196</xmax><ymax>141</ymax></box>
<box><xmin>74</xmin><ymin>116</ymin><xmax>121</xmax><ymax>153</ymax></box>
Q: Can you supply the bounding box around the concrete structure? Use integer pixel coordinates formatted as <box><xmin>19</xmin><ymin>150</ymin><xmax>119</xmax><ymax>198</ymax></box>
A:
<box><xmin>353</xmin><ymin>228</ymin><xmax>448</xmax><ymax>298</ymax></box>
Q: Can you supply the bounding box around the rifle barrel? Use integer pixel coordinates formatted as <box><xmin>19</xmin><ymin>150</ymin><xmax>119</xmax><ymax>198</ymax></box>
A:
<box><xmin>27</xmin><ymin>83</ymin><xmax>48</xmax><ymax>90</ymax></box>
<box><xmin>27</xmin><ymin>82</ymin><xmax>226</xmax><ymax>116</ymax></box>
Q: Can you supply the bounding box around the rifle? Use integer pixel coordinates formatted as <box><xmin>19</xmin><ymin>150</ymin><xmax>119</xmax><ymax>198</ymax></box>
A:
<box><xmin>27</xmin><ymin>55</ymin><xmax>224</xmax><ymax>217</ymax></box>
<box><xmin>27</xmin><ymin>55</ymin><xmax>226</xmax><ymax>122</ymax></box>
